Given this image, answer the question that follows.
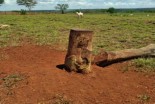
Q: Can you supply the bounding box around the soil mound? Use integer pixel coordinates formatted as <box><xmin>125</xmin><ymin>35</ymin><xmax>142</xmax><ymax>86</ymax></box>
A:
<box><xmin>0</xmin><ymin>45</ymin><xmax>154</xmax><ymax>104</ymax></box>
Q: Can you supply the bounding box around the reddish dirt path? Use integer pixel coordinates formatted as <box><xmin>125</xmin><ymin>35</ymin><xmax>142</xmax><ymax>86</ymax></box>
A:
<box><xmin>0</xmin><ymin>45</ymin><xmax>155</xmax><ymax>104</ymax></box>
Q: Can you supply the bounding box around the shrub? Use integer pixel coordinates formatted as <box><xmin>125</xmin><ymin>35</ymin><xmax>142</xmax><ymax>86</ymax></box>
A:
<box><xmin>107</xmin><ymin>7</ymin><xmax>115</xmax><ymax>14</ymax></box>
<box><xmin>20</xmin><ymin>9</ymin><xmax>27</xmax><ymax>15</ymax></box>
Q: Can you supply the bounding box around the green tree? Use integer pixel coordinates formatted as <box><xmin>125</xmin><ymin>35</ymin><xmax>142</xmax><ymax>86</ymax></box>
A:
<box><xmin>107</xmin><ymin>7</ymin><xmax>115</xmax><ymax>14</ymax></box>
<box><xmin>55</xmin><ymin>4</ymin><xmax>69</xmax><ymax>14</ymax></box>
<box><xmin>17</xmin><ymin>0</ymin><xmax>37</xmax><ymax>11</ymax></box>
<box><xmin>0</xmin><ymin>0</ymin><xmax>4</xmax><ymax>6</ymax></box>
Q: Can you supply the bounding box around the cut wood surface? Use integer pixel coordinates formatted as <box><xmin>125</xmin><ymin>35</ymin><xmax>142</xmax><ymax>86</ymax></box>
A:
<box><xmin>94</xmin><ymin>44</ymin><xmax>155</xmax><ymax>66</ymax></box>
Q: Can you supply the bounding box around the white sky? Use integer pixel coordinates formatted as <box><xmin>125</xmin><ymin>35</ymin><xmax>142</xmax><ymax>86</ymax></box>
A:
<box><xmin>0</xmin><ymin>0</ymin><xmax>155</xmax><ymax>11</ymax></box>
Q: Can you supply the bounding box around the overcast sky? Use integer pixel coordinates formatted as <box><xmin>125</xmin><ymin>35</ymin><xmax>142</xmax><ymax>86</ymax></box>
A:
<box><xmin>0</xmin><ymin>0</ymin><xmax>155</xmax><ymax>11</ymax></box>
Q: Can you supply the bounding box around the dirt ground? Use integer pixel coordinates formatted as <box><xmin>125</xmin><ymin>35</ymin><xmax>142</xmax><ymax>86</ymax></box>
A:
<box><xmin>0</xmin><ymin>45</ymin><xmax>155</xmax><ymax>104</ymax></box>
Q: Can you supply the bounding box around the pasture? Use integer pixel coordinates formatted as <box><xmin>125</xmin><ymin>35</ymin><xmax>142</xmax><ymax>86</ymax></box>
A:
<box><xmin>0</xmin><ymin>13</ymin><xmax>155</xmax><ymax>51</ymax></box>
<box><xmin>0</xmin><ymin>13</ymin><xmax>155</xmax><ymax>103</ymax></box>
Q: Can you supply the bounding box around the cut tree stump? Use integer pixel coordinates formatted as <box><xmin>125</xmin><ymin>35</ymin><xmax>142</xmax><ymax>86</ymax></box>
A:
<box><xmin>65</xmin><ymin>29</ymin><xmax>93</xmax><ymax>73</ymax></box>
<box><xmin>94</xmin><ymin>44</ymin><xmax>155</xmax><ymax>67</ymax></box>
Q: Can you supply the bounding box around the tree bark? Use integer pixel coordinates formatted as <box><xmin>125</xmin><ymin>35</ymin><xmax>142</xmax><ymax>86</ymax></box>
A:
<box><xmin>65</xmin><ymin>29</ymin><xmax>93</xmax><ymax>73</ymax></box>
<box><xmin>94</xmin><ymin>44</ymin><xmax>155</xmax><ymax>67</ymax></box>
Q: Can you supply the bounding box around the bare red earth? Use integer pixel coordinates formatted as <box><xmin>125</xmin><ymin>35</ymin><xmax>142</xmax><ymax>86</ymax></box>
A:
<box><xmin>0</xmin><ymin>45</ymin><xmax>155</xmax><ymax>104</ymax></box>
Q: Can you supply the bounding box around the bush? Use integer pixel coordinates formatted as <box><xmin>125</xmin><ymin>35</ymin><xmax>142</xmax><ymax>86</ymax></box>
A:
<box><xmin>20</xmin><ymin>9</ymin><xmax>27</xmax><ymax>15</ymax></box>
<box><xmin>107</xmin><ymin>7</ymin><xmax>115</xmax><ymax>14</ymax></box>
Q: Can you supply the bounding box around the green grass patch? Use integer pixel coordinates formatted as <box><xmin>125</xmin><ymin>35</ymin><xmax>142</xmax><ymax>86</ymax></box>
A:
<box><xmin>52</xmin><ymin>94</ymin><xmax>73</xmax><ymax>104</ymax></box>
<box><xmin>137</xmin><ymin>94</ymin><xmax>150</xmax><ymax>103</ymax></box>
<box><xmin>132</xmin><ymin>58</ymin><xmax>155</xmax><ymax>73</ymax></box>
<box><xmin>1</xmin><ymin>73</ymin><xmax>26</xmax><ymax>88</ymax></box>
<box><xmin>0</xmin><ymin>13</ymin><xmax>155</xmax><ymax>52</ymax></box>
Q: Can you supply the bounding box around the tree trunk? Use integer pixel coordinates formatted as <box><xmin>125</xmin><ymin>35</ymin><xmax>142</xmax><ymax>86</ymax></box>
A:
<box><xmin>61</xmin><ymin>10</ymin><xmax>64</xmax><ymax>14</ymax></box>
<box><xmin>94</xmin><ymin>44</ymin><xmax>155</xmax><ymax>67</ymax></box>
<box><xmin>65</xmin><ymin>29</ymin><xmax>93</xmax><ymax>73</ymax></box>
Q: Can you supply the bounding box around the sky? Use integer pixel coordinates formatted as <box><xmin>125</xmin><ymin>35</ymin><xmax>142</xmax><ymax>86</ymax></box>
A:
<box><xmin>0</xmin><ymin>0</ymin><xmax>155</xmax><ymax>11</ymax></box>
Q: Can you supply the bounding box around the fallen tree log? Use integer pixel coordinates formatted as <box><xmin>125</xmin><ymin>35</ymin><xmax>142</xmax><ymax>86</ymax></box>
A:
<box><xmin>94</xmin><ymin>44</ymin><xmax>155</xmax><ymax>67</ymax></box>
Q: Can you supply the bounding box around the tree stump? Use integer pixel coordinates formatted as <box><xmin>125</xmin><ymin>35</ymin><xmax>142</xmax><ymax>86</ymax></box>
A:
<box><xmin>65</xmin><ymin>29</ymin><xmax>93</xmax><ymax>73</ymax></box>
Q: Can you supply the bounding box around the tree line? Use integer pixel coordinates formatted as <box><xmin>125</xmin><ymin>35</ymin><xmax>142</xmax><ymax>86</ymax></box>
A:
<box><xmin>0</xmin><ymin>0</ymin><xmax>155</xmax><ymax>14</ymax></box>
<box><xmin>0</xmin><ymin>0</ymin><xmax>69</xmax><ymax>14</ymax></box>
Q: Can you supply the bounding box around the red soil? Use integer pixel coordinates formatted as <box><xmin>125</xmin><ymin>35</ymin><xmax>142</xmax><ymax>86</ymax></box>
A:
<box><xmin>0</xmin><ymin>45</ymin><xmax>155</xmax><ymax>104</ymax></box>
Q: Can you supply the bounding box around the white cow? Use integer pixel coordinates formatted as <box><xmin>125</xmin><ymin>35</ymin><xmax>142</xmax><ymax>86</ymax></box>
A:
<box><xmin>76</xmin><ymin>12</ymin><xmax>83</xmax><ymax>18</ymax></box>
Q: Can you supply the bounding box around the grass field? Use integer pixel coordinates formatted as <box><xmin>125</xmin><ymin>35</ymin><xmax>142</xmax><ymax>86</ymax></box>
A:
<box><xmin>0</xmin><ymin>13</ymin><xmax>155</xmax><ymax>51</ymax></box>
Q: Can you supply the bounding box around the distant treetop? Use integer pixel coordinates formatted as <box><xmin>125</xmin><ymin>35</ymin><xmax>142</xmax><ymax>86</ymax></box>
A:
<box><xmin>55</xmin><ymin>4</ymin><xmax>69</xmax><ymax>14</ymax></box>
<box><xmin>107</xmin><ymin>7</ymin><xmax>116</xmax><ymax>14</ymax></box>
<box><xmin>0</xmin><ymin>0</ymin><xmax>4</xmax><ymax>5</ymax></box>
<box><xmin>17</xmin><ymin>0</ymin><xmax>37</xmax><ymax>11</ymax></box>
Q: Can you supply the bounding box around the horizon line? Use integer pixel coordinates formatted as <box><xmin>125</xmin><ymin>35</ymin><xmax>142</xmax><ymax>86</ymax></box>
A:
<box><xmin>0</xmin><ymin>7</ymin><xmax>155</xmax><ymax>12</ymax></box>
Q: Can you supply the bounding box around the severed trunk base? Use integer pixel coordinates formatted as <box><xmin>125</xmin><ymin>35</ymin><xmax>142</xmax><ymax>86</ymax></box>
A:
<box><xmin>65</xmin><ymin>29</ymin><xmax>93</xmax><ymax>73</ymax></box>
